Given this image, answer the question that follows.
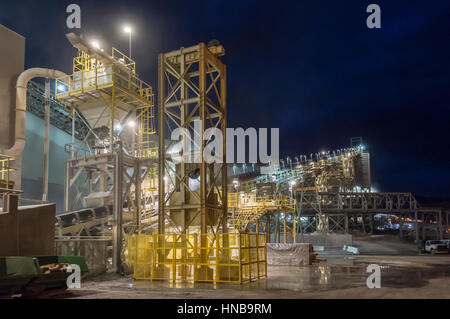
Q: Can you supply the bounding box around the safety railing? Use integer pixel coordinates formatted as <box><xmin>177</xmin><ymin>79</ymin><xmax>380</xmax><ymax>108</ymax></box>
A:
<box><xmin>228</xmin><ymin>193</ymin><xmax>295</xmax><ymax>211</ymax></box>
<box><xmin>137</xmin><ymin>147</ymin><xmax>158</xmax><ymax>159</ymax></box>
<box><xmin>112</xmin><ymin>47</ymin><xmax>136</xmax><ymax>73</ymax></box>
<box><xmin>128</xmin><ymin>232</ymin><xmax>266</xmax><ymax>283</ymax></box>
<box><xmin>55</xmin><ymin>62</ymin><xmax>153</xmax><ymax>104</ymax></box>
<box><xmin>0</xmin><ymin>155</ymin><xmax>15</xmax><ymax>189</ymax></box>
<box><xmin>228</xmin><ymin>193</ymin><xmax>295</xmax><ymax>231</ymax></box>
<box><xmin>143</xmin><ymin>167</ymin><xmax>157</xmax><ymax>191</ymax></box>
<box><xmin>138</xmin><ymin>102</ymin><xmax>156</xmax><ymax>136</ymax></box>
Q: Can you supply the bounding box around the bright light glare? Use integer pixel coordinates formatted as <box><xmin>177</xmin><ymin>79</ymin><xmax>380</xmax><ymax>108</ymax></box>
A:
<box><xmin>127</xmin><ymin>120</ymin><xmax>136</xmax><ymax>128</ymax></box>
<box><xmin>57</xmin><ymin>85</ymin><xmax>66</xmax><ymax>91</ymax></box>
<box><xmin>91</xmin><ymin>41</ymin><xmax>100</xmax><ymax>49</ymax></box>
<box><xmin>116</xmin><ymin>124</ymin><xmax>122</xmax><ymax>130</ymax></box>
<box><xmin>123</xmin><ymin>26</ymin><xmax>132</xmax><ymax>33</ymax></box>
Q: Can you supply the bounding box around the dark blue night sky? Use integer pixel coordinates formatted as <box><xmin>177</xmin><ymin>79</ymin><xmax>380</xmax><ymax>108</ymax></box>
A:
<box><xmin>1</xmin><ymin>0</ymin><xmax>450</xmax><ymax>197</ymax></box>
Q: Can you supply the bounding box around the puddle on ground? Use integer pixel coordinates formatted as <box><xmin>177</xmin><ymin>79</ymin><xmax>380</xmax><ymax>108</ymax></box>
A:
<box><xmin>130</xmin><ymin>263</ymin><xmax>450</xmax><ymax>293</ymax></box>
<box><xmin>250</xmin><ymin>259</ymin><xmax>450</xmax><ymax>292</ymax></box>
<box><xmin>265</xmin><ymin>264</ymin><xmax>366</xmax><ymax>292</ymax></box>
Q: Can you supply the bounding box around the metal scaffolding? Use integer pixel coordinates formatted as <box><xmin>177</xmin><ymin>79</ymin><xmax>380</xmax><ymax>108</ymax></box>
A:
<box><xmin>55</xmin><ymin>34</ymin><xmax>157</xmax><ymax>272</ymax></box>
<box><xmin>228</xmin><ymin>145</ymin><xmax>367</xmax><ymax>240</ymax></box>
<box><xmin>227</xmin><ymin>139</ymin><xmax>449</xmax><ymax>244</ymax></box>
<box><xmin>158</xmin><ymin>43</ymin><xmax>228</xmax><ymax>235</ymax></box>
<box><xmin>63</xmin><ymin>149</ymin><xmax>156</xmax><ymax>269</ymax></box>
<box><xmin>228</xmin><ymin>192</ymin><xmax>295</xmax><ymax>238</ymax></box>
<box><xmin>125</xmin><ymin>42</ymin><xmax>268</xmax><ymax>284</ymax></box>
<box><xmin>295</xmin><ymin>191</ymin><xmax>447</xmax><ymax>242</ymax></box>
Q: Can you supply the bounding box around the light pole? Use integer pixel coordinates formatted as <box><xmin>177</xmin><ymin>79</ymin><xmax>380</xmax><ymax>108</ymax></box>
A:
<box><xmin>123</xmin><ymin>26</ymin><xmax>132</xmax><ymax>58</ymax></box>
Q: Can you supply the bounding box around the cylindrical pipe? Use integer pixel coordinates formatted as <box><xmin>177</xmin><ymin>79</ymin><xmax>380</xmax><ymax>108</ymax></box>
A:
<box><xmin>42</xmin><ymin>78</ymin><xmax>50</xmax><ymax>202</ymax></box>
<box><xmin>0</xmin><ymin>68</ymin><xmax>67</xmax><ymax>156</ymax></box>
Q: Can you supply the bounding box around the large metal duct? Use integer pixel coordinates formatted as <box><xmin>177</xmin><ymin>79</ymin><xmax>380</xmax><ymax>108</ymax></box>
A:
<box><xmin>0</xmin><ymin>68</ymin><xmax>66</xmax><ymax>157</ymax></box>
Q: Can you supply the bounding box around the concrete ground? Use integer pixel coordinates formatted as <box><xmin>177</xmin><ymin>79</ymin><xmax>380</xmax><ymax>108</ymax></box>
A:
<box><xmin>352</xmin><ymin>234</ymin><xmax>422</xmax><ymax>255</ymax></box>
<box><xmin>39</xmin><ymin>235</ymin><xmax>448</xmax><ymax>299</ymax></box>
<box><xmin>58</xmin><ymin>253</ymin><xmax>450</xmax><ymax>299</ymax></box>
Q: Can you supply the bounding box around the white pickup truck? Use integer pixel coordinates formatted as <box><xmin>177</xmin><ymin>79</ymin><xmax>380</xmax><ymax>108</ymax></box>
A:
<box><xmin>424</xmin><ymin>240</ymin><xmax>448</xmax><ymax>254</ymax></box>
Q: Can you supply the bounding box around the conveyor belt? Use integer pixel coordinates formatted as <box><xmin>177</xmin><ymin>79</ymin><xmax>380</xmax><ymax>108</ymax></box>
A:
<box><xmin>55</xmin><ymin>206</ymin><xmax>160</xmax><ymax>236</ymax></box>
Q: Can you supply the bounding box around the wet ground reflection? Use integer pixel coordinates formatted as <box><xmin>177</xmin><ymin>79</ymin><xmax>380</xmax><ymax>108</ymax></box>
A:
<box><xmin>130</xmin><ymin>259</ymin><xmax>450</xmax><ymax>293</ymax></box>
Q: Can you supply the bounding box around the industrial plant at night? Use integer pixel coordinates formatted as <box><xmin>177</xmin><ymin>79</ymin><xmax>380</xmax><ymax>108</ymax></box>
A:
<box><xmin>0</xmin><ymin>0</ymin><xmax>449</xmax><ymax>305</ymax></box>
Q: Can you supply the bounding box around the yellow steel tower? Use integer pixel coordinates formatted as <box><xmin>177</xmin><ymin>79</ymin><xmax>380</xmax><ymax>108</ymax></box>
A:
<box><xmin>131</xmin><ymin>43</ymin><xmax>267</xmax><ymax>283</ymax></box>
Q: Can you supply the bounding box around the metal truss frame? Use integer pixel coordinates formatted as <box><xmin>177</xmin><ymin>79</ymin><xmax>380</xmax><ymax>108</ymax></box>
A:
<box><xmin>158</xmin><ymin>43</ymin><xmax>227</xmax><ymax>236</ymax></box>
<box><xmin>64</xmin><ymin>146</ymin><xmax>157</xmax><ymax>270</ymax></box>
<box><xmin>328</xmin><ymin>215</ymin><xmax>347</xmax><ymax>233</ymax></box>
<box><xmin>297</xmin><ymin>192</ymin><xmax>419</xmax><ymax>214</ymax></box>
<box><xmin>228</xmin><ymin>193</ymin><xmax>295</xmax><ymax>234</ymax></box>
<box><xmin>295</xmin><ymin>191</ymin><xmax>449</xmax><ymax>241</ymax></box>
<box><xmin>56</xmin><ymin>44</ymin><xmax>157</xmax><ymax>273</ymax></box>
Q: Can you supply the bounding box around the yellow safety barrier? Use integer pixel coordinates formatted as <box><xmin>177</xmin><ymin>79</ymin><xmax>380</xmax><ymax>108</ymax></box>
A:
<box><xmin>0</xmin><ymin>155</ymin><xmax>15</xmax><ymax>189</ymax></box>
<box><xmin>128</xmin><ymin>232</ymin><xmax>266</xmax><ymax>283</ymax></box>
